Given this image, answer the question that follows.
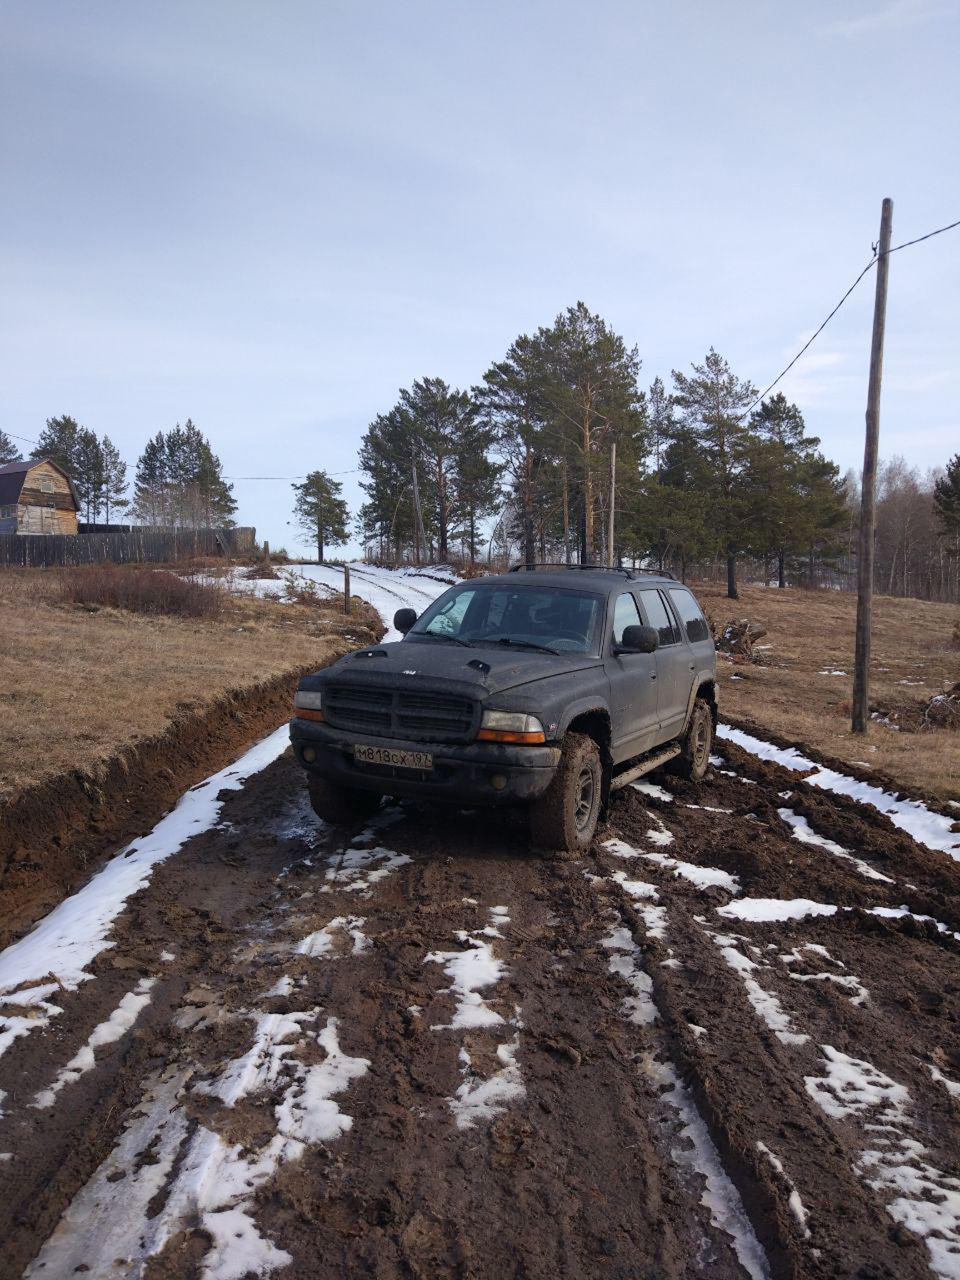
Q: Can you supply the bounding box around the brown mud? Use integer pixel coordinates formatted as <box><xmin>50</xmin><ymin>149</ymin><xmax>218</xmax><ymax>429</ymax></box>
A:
<box><xmin>1</xmin><ymin>736</ymin><xmax>960</xmax><ymax>1279</ymax></box>
<box><xmin>0</xmin><ymin>648</ymin><xmax>349</xmax><ymax>949</ymax></box>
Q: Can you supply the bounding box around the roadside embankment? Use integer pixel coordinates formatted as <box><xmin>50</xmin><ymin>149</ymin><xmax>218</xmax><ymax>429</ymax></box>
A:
<box><xmin>0</xmin><ymin>566</ymin><xmax>384</xmax><ymax>945</ymax></box>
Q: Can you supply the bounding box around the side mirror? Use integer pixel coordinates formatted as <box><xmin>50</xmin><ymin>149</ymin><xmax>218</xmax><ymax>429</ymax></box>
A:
<box><xmin>394</xmin><ymin>607</ymin><xmax>418</xmax><ymax>635</ymax></box>
<box><xmin>617</xmin><ymin>624</ymin><xmax>659</xmax><ymax>654</ymax></box>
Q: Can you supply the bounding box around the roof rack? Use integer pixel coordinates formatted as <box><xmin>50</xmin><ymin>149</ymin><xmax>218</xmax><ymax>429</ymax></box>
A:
<box><xmin>507</xmin><ymin>562</ymin><xmax>675</xmax><ymax>581</ymax></box>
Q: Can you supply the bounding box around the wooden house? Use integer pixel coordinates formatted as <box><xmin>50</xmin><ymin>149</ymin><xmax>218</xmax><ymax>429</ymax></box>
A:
<box><xmin>0</xmin><ymin>459</ymin><xmax>80</xmax><ymax>535</ymax></box>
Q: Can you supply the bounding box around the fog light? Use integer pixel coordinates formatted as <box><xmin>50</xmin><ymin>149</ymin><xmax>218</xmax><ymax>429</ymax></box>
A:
<box><xmin>302</xmin><ymin>747</ymin><xmax>316</xmax><ymax>763</ymax></box>
<box><xmin>490</xmin><ymin>773</ymin><xmax>507</xmax><ymax>790</ymax></box>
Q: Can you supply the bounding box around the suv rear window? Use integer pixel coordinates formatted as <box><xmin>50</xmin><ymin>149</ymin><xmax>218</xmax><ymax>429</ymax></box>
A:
<box><xmin>668</xmin><ymin>588</ymin><xmax>710</xmax><ymax>643</ymax></box>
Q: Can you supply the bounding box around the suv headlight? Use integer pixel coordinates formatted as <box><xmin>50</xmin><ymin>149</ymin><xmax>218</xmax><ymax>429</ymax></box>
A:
<box><xmin>478</xmin><ymin>710</ymin><xmax>546</xmax><ymax>744</ymax></box>
<box><xmin>294</xmin><ymin>689</ymin><xmax>324</xmax><ymax>720</ymax></box>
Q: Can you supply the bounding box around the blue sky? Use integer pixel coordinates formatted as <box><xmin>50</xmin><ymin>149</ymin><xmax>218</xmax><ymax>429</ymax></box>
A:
<box><xmin>2</xmin><ymin>0</ymin><xmax>957</xmax><ymax>555</ymax></box>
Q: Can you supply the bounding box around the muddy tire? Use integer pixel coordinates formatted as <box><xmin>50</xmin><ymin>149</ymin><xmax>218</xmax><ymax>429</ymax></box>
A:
<box><xmin>530</xmin><ymin>732</ymin><xmax>602</xmax><ymax>856</ymax></box>
<box><xmin>307</xmin><ymin>774</ymin><xmax>381</xmax><ymax>825</ymax></box>
<box><xmin>671</xmin><ymin>698</ymin><xmax>713</xmax><ymax>782</ymax></box>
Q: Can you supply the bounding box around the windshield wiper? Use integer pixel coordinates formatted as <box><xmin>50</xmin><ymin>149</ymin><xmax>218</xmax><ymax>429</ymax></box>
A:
<box><xmin>415</xmin><ymin>631</ymin><xmax>474</xmax><ymax>648</ymax></box>
<box><xmin>494</xmin><ymin>637</ymin><xmax>559</xmax><ymax>656</ymax></box>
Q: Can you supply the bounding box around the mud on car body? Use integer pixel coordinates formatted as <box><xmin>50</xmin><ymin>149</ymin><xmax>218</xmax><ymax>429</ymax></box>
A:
<box><xmin>290</xmin><ymin>565</ymin><xmax>717</xmax><ymax>853</ymax></box>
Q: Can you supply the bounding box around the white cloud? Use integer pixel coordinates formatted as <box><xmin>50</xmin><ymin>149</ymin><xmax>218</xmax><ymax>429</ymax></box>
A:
<box><xmin>824</xmin><ymin>0</ymin><xmax>943</xmax><ymax>37</ymax></box>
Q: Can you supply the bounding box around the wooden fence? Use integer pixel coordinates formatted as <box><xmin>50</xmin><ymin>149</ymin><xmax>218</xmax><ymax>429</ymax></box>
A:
<box><xmin>0</xmin><ymin>526</ymin><xmax>256</xmax><ymax>568</ymax></box>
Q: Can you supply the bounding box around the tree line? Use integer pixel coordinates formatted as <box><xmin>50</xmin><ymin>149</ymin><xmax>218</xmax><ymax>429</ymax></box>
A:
<box><xmin>352</xmin><ymin>300</ymin><xmax>959</xmax><ymax>601</ymax></box>
<box><xmin>0</xmin><ymin>418</ymin><xmax>237</xmax><ymax>528</ymax></box>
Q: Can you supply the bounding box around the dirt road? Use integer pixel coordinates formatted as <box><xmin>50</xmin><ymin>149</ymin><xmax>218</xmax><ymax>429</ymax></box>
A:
<box><xmin>2</xmin><ymin>723</ymin><xmax>960</xmax><ymax>1280</ymax></box>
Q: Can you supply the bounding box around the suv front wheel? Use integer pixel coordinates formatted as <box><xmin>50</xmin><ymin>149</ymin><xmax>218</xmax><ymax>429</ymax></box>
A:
<box><xmin>530</xmin><ymin>732</ymin><xmax>602</xmax><ymax>855</ymax></box>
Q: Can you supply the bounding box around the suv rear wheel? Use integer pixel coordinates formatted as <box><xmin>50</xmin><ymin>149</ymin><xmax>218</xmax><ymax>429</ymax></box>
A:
<box><xmin>530</xmin><ymin>732</ymin><xmax>602</xmax><ymax>855</ymax></box>
<box><xmin>307</xmin><ymin>774</ymin><xmax>382</xmax><ymax>825</ymax></box>
<box><xmin>672</xmin><ymin>697</ymin><xmax>713</xmax><ymax>782</ymax></box>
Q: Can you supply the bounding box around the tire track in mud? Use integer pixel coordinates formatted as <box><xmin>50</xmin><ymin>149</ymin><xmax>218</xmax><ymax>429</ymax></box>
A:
<box><xmin>2</xmin><ymin>741</ymin><xmax>960</xmax><ymax>1279</ymax></box>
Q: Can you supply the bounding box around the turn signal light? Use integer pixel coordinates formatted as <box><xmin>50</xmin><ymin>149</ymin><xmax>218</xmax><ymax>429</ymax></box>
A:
<box><xmin>477</xmin><ymin>727</ymin><xmax>546</xmax><ymax>744</ymax></box>
<box><xmin>477</xmin><ymin>711</ymin><xmax>546</xmax><ymax>745</ymax></box>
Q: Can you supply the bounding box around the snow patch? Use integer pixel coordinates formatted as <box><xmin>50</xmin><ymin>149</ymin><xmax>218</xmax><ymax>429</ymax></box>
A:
<box><xmin>717</xmin><ymin>724</ymin><xmax>960</xmax><ymax>859</ymax></box>
<box><xmin>602</xmin><ymin>926</ymin><xmax>657</xmax><ymax>1024</ymax></box>
<box><xmin>297</xmin><ymin>915</ymin><xmax>369</xmax><ymax>957</ymax></box>
<box><xmin>427</xmin><ymin>908</ymin><xmax>509</xmax><ymax>1030</ymax></box>
<box><xmin>805</xmin><ymin>1045</ymin><xmax>960</xmax><ymax>1277</ymax></box>
<box><xmin>756</xmin><ymin>1142</ymin><xmax>811</xmax><ymax>1237</ymax></box>
<box><xmin>642</xmin><ymin>850</ymin><xmax>740</xmax><ymax>895</ymax></box>
<box><xmin>449</xmin><ymin>1034</ymin><xmax>525</xmax><ymax>1129</ymax></box>
<box><xmin>717</xmin><ymin>898</ymin><xmax>838</xmax><ymax>924</ymax></box>
<box><xmin>709</xmin><ymin>930</ymin><xmax>808</xmax><ymax>1045</ymax></box>
<box><xmin>0</xmin><ymin>724</ymin><xmax>290</xmax><ymax>1061</ymax></box>
<box><xmin>631</xmin><ymin>781</ymin><xmax>673</xmax><ymax>802</ymax></box>
<box><xmin>778</xmin><ymin>808</ymin><xmax>894</xmax><ymax>883</ymax></box>
<box><xmin>34</xmin><ymin>977</ymin><xmax>156</xmax><ymax>1108</ymax></box>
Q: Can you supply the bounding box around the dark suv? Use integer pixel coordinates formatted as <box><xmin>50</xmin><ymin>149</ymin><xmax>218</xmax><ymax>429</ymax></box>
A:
<box><xmin>290</xmin><ymin>566</ymin><xmax>717</xmax><ymax>853</ymax></box>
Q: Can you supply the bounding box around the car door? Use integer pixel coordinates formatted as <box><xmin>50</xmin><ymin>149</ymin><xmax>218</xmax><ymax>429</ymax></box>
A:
<box><xmin>636</xmin><ymin>587</ymin><xmax>693</xmax><ymax>742</ymax></box>
<box><xmin>667</xmin><ymin>586</ymin><xmax>715</xmax><ymax>693</ymax></box>
<box><xmin>604</xmin><ymin>590</ymin><xmax>660</xmax><ymax>763</ymax></box>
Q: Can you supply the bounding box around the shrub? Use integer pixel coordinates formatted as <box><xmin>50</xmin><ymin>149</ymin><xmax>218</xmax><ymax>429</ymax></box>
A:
<box><xmin>58</xmin><ymin>564</ymin><xmax>225</xmax><ymax>620</ymax></box>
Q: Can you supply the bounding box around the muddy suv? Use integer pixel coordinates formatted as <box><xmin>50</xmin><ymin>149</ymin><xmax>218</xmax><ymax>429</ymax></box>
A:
<box><xmin>290</xmin><ymin>566</ymin><xmax>717</xmax><ymax>853</ymax></box>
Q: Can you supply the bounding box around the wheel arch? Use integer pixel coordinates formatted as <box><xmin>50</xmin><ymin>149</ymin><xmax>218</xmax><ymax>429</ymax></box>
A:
<box><xmin>563</xmin><ymin>706</ymin><xmax>613</xmax><ymax>809</ymax></box>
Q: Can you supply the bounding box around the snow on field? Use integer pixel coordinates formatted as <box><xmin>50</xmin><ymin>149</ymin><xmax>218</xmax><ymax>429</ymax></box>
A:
<box><xmin>718</xmin><ymin>724</ymin><xmax>960</xmax><ymax>859</ymax></box>
<box><xmin>224</xmin><ymin>561</ymin><xmax>458</xmax><ymax>640</ymax></box>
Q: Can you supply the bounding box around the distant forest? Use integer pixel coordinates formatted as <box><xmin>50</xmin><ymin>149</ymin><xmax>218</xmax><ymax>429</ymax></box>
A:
<box><xmin>2</xmin><ymin>300</ymin><xmax>958</xmax><ymax>602</ymax></box>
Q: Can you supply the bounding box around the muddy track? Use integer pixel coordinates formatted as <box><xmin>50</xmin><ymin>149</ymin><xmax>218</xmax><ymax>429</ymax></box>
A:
<box><xmin>2</xmin><ymin>738</ymin><xmax>960</xmax><ymax>1280</ymax></box>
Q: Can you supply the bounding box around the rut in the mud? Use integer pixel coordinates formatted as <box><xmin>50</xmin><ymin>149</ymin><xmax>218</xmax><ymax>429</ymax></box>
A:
<box><xmin>2</xmin><ymin>734</ymin><xmax>960</xmax><ymax>1280</ymax></box>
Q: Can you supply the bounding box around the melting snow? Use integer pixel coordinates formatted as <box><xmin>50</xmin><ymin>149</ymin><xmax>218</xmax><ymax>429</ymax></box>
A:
<box><xmin>717</xmin><ymin>899</ymin><xmax>838</xmax><ymax>923</ymax></box>
<box><xmin>34</xmin><ymin>978</ymin><xmax>156</xmax><ymax>1109</ymax></box>
<box><xmin>778</xmin><ymin>809</ymin><xmax>894</xmax><ymax>883</ymax></box>
<box><xmin>642</xmin><ymin>850</ymin><xmax>740</xmax><ymax>895</ymax></box>
<box><xmin>297</xmin><ymin>915</ymin><xmax>369</xmax><ymax>957</ymax></box>
<box><xmin>0</xmin><ymin>725</ymin><xmax>291</xmax><ymax>1061</ymax></box>
<box><xmin>805</xmin><ymin>1046</ymin><xmax>960</xmax><ymax>1277</ymax></box>
<box><xmin>756</xmin><ymin>1142</ymin><xmax>811</xmax><ymax>1238</ymax></box>
<box><xmin>601</xmin><ymin>926</ymin><xmax>657</xmax><ymax>1024</ymax></box>
<box><xmin>708</xmin><ymin>930</ymin><xmax>809</xmax><ymax>1045</ymax></box>
<box><xmin>449</xmin><ymin>1034</ymin><xmax>525</xmax><ymax>1129</ymax></box>
<box><xmin>631</xmin><ymin>781</ymin><xmax>673</xmax><ymax>802</ymax></box>
<box><xmin>717</xmin><ymin>724</ymin><xmax>960</xmax><ymax>859</ymax></box>
<box><xmin>427</xmin><ymin>908</ymin><xmax>509</xmax><ymax>1030</ymax></box>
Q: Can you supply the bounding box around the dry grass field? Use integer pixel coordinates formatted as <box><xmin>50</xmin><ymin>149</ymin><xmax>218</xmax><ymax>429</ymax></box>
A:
<box><xmin>693</xmin><ymin>579</ymin><xmax>960</xmax><ymax>802</ymax></box>
<box><xmin>0</xmin><ymin>567</ymin><xmax>382</xmax><ymax>801</ymax></box>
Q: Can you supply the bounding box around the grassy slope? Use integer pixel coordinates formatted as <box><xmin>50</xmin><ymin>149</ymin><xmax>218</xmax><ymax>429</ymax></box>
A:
<box><xmin>693</xmin><ymin>580</ymin><xmax>960</xmax><ymax>802</ymax></box>
<box><xmin>0</xmin><ymin>568</ymin><xmax>382</xmax><ymax>801</ymax></box>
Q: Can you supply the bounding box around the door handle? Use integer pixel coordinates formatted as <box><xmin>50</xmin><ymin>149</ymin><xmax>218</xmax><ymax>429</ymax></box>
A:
<box><xmin>650</xmin><ymin>672</ymin><xmax>657</xmax><ymax>680</ymax></box>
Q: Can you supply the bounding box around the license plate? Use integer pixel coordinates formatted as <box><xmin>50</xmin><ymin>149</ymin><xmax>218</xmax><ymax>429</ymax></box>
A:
<box><xmin>353</xmin><ymin>744</ymin><xmax>434</xmax><ymax>770</ymax></box>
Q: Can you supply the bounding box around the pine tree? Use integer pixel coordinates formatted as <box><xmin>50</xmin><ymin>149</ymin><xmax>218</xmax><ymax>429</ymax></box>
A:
<box><xmin>132</xmin><ymin>432</ymin><xmax>170</xmax><ymax>524</ymax></box>
<box><xmin>358</xmin><ymin>407</ymin><xmax>420</xmax><ymax>560</ymax></box>
<box><xmin>934</xmin><ymin>455</ymin><xmax>960</xmax><ymax>535</ymax></box>
<box><xmin>101</xmin><ymin>437</ymin><xmax>128</xmax><ymax>524</ymax></box>
<box><xmin>399</xmin><ymin>378</ymin><xmax>474</xmax><ymax>561</ymax></box>
<box><xmin>292</xmin><ymin>471</ymin><xmax>349</xmax><ymax>561</ymax></box>
<box><xmin>0</xmin><ymin>430</ymin><xmax>21</xmax><ymax>465</ymax></box>
<box><xmin>536</xmin><ymin>303</ymin><xmax>645</xmax><ymax>562</ymax></box>
<box><xmin>452</xmin><ymin>415</ymin><xmax>501</xmax><ymax>564</ymax></box>
<box><xmin>32</xmin><ymin>415</ymin><xmax>84</xmax><ymax>474</ymax></box>
<box><xmin>671</xmin><ymin>349</ymin><xmax>758</xmax><ymax>599</ymax></box>
<box><xmin>475</xmin><ymin>333</ymin><xmax>550</xmax><ymax>566</ymax></box>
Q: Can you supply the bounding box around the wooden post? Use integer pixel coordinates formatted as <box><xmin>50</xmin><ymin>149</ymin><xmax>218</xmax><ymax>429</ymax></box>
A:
<box><xmin>852</xmin><ymin>197</ymin><xmax>894</xmax><ymax>734</ymax></box>
<box><xmin>262</xmin><ymin>540</ymin><xmax>270</xmax><ymax>564</ymax></box>
<box><xmin>608</xmin><ymin>436</ymin><xmax>616</xmax><ymax>567</ymax></box>
<box><xmin>411</xmin><ymin>461</ymin><xmax>427</xmax><ymax>567</ymax></box>
<box><xmin>343</xmin><ymin>563</ymin><xmax>351</xmax><ymax>614</ymax></box>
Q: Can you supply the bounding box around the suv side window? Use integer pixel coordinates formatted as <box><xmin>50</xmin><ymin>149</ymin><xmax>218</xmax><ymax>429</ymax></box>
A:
<box><xmin>668</xmin><ymin>588</ymin><xmax>710</xmax><ymax>643</ymax></box>
<box><xmin>611</xmin><ymin>591</ymin><xmax>642</xmax><ymax>645</ymax></box>
<box><xmin>638</xmin><ymin>589</ymin><xmax>679</xmax><ymax>646</ymax></box>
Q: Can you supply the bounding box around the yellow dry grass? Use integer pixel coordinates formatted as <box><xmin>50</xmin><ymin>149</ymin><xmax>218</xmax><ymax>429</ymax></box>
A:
<box><xmin>692</xmin><ymin>580</ymin><xmax>960</xmax><ymax>802</ymax></box>
<box><xmin>0</xmin><ymin>569</ymin><xmax>382</xmax><ymax>800</ymax></box>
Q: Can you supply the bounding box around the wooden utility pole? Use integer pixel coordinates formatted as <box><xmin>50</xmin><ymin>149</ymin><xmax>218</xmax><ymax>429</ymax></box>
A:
<box><xmin>607</xmin><ymin>437</ymin><xmax>617</xmax><ymax>567</ymax></box>
<box><xmin>852</xmin><ymin>197</ymin><xmax>894</xmax><ymax>734</ymax></box>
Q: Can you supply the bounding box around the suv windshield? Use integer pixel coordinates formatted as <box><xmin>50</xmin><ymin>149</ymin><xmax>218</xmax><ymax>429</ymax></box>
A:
<box><xmin>408</xmin><ymin>583</ymin><xmax>604</xmax><ymax>655</ymax></box>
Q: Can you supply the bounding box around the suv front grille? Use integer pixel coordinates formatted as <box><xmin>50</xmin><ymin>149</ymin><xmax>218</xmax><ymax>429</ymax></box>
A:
<box><xmin>324</xmin><ymin>684</ymin><xmax>477</xmax><ymax>743</ymax></box>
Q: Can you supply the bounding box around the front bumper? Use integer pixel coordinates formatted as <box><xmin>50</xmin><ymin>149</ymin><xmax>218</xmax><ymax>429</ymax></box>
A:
<box><xmin>290</xmin><ymin>717</ymin><xmax>561</xmax><ymax>805</ymax></box>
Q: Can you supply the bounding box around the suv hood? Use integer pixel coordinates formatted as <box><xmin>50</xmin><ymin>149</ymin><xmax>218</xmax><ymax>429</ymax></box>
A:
<box><xmin>314</xmin><ymin>639</ymin><xmax>600</xmax><ymax>697</ymax></box>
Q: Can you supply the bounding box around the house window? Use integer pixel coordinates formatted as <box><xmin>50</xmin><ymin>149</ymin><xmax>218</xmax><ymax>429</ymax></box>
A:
<box><xmin>0</xmin><ymin>504</ymin><xmax>15</xmax><ymax>519</ymax></box>
<box><xmin>38</xmin><ymin>476</ymin><xmax>55</xmax><ymax>493</ymax></box>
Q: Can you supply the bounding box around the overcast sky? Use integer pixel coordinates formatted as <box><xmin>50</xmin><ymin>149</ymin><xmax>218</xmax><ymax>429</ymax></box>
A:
<box><xmin>2</xmin><ymin>0</ymin><xmax>957</xmax><ymax>556</ymax></box>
